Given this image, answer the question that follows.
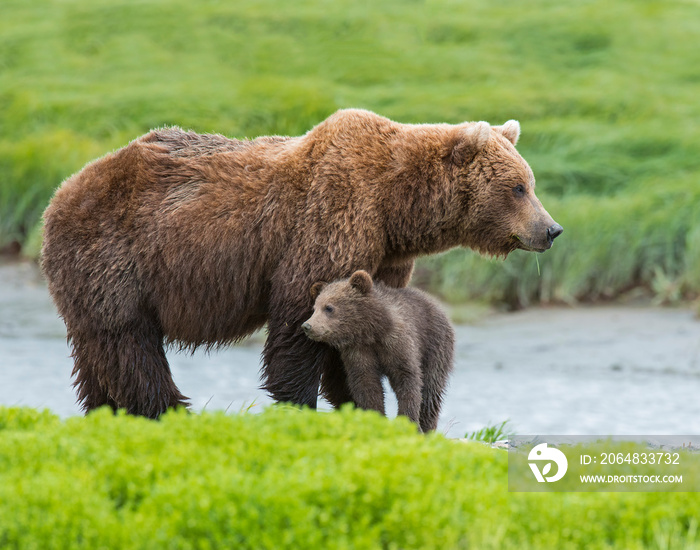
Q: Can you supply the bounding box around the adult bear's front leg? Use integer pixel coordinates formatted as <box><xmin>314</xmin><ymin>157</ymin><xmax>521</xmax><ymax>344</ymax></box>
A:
<box><xmin>261</xmin><ymin>313</ymin><xmax>326</xmax><ymax>407</ymax></box>
<box><xmin>319</xmin><ymin>347</ymin><xmax>356</xmax><ymax>408</ymax></box>
<box><xmin>374</xmin><ymin>259</ymin><xmax>415</xmax><ymax>288</ymax></box>
<box><xmin>264</xmin><ymin>306</ymin><xmax>357</xmax><ymax>409</ymax></box>
<box><xmin>260</xmin><ymin>247</ymin><xmax>379</xmax><ymax>408</ymax></box>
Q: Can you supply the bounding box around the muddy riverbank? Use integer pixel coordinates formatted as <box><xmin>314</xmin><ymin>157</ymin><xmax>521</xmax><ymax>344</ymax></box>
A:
<box><xmin>1</xmin><ymin>260</ymin><xmax>699</xmax><ymax>438</ymax></box>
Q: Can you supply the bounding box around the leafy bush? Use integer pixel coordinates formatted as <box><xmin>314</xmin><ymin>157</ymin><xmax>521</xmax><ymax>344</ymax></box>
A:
<box><xmin>1</xmin><ymin>405</ymin><xmax>699</xmax><ymax>549</ymax></box>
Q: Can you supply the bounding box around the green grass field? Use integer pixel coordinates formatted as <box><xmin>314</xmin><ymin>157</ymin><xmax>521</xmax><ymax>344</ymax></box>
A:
<box><xmin>2</xmin><ymin>0</ymin><xmax>699</xmax><ymax>305</ymax></box>
<box><xmin>2</xmin><ymin>406</ymin><xmax>700</xmax><ymax>549</ymax></box>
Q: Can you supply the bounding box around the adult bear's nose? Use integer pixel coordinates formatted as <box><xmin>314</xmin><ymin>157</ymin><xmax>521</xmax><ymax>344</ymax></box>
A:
<box><xmin>301</xmin><ymin>322</ymin><xmax>312</xmax><ymax>334</ymax></box>
<box><xmin>547</xmin><ymin>223</ymin><xmax>563</xmax><ymax>243</ymax></box>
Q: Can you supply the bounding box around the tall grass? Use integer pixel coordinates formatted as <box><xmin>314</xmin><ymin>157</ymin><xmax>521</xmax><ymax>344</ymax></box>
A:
<box><xmin>1</xmin><ymin>0</ymin><xmax>699</xmax><ymax>303</ymax></box>
<box><xmin>466</xmin><ymin>419</ymin><xmax>514</xmax><ymax>443</ymax></box>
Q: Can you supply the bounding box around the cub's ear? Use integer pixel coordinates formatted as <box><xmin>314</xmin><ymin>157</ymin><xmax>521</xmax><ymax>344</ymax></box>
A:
<box><xmin>310</xmin><ymin>282</ymin><xmax>326</xmax><ymax>301</ymax></box>
<box><xmin>451</xmin><ymin>121</ymin><xmax>491</xmax><ymax>165</ymax></box>
<box><xmin>493</xmin><ymin>120</ymin><xmax>520</xmax><ymax>146</ymax></box>
<box><xmin>349</xmin><ymin>270</ymin><xmax>373</xmax><ymax>295</ymax></box>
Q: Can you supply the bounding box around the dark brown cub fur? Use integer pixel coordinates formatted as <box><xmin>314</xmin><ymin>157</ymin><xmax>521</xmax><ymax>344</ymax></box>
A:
<box><xmin>302</xmin><ymin>271</ymin><xmax>455</xmax><ymax>432</ymax></box>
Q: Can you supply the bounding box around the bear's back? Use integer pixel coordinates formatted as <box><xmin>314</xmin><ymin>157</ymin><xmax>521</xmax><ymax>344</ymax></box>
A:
<box><xmin>139</xmin><ymin>127</ymin><xmax>290</xmax><ymax>158</ymax></box>
<box><xmin>374</xmin><ymin>283</ymin><xmax>454</xmax><ymax>353</ymax></box>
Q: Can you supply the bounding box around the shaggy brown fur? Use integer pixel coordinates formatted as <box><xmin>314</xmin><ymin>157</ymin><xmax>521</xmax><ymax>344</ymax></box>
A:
<box><xmin>303</xmin><ymin>271</ymin><xmax>454</xmax><ymax>432</ymax></box>
<box><xmin>41</xmin><ymin>108</ymin><xmax>561</xmax><ymax>418</ymax></box>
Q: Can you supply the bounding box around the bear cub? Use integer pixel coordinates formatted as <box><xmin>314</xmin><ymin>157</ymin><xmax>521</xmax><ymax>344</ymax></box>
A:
<box><xmin>302</xmin><ymin>270</ymin><xmax>454</xmax><ymax>432</ymax></box>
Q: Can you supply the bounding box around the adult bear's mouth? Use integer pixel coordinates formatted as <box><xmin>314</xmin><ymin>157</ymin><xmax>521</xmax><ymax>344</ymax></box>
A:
<box><xmin>512</xmin><ymin>235</ymin><xmax>550</xmax><ymax>253</ymax></box>
<box><xmin>513</xmin><ymin>224</ymin><xmax>563</xmax><ymax>253</ymax></box>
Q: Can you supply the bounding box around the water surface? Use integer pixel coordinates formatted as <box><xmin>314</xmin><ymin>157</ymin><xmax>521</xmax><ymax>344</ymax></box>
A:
<box><xmin>2</xmin><ymin>261</ymin><xmax>699</xmax><ymax>438</ymax></box>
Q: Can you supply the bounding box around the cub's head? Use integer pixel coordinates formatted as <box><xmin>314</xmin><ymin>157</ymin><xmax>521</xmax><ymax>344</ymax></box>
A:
<box><xmin>448</xmin><ymin>120</ymin><xmax>562</xmax><ymax>256</ymax></box>
<box><xmin>302</xmin><ymin>270</ymin><xmax>380</xmax><ymax>348</ymax></box>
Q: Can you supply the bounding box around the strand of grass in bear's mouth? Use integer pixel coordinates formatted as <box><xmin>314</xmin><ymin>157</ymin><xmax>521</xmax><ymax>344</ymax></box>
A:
<box><xmin>511</xmin><ymin>235</ymin><xmax>540</xmax><ymax>274</ymax></box>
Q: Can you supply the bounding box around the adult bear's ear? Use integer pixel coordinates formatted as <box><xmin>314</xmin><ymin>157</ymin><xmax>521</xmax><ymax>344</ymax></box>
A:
<box><xmin>492</xmin><ymin>120</ymin><xmax>520</xmax><ymax>146</ymax></box>
<box><xmin>349</xmin><ymin>270</ymin><xmax>373</xmax><ymax>295</ymax></box>
<box><xmin>310</xmin><ymin>282</ymin><xmax>326</xmax><ymax>301</ymax></box>
<box><xmin>450</xmin><ymin>121</ymin><xmax>491</xmax><ymax>165</ymax></box>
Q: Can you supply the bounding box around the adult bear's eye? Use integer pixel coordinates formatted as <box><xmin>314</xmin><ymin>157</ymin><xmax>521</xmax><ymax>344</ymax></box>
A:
<box><xmin>513</xmin><ymin>184</ymin><xmax>525</xmax><ymax>197</ymax></box>
<box><xmin>324</xmin><ymin>304</ymin><xmax>334</xmax><ymax>314</ymax></box>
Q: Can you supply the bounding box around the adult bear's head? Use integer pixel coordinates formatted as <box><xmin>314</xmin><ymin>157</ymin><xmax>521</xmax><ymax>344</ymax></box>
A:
<box><xmin>447</xmin><ymin>119</ymin><xmax>562</xmax><ymax>257</ymax></box>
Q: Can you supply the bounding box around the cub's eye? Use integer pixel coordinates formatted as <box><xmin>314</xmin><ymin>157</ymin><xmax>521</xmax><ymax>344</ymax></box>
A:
<box><xmin>513</xmin><ymin>184</ymin><xmax>526</xmax><ymax>196</ymax></box>
<box><xmin>324</xmin><ymin>304</ymin><xmax>334</xmax><ymax>314</ymax></box>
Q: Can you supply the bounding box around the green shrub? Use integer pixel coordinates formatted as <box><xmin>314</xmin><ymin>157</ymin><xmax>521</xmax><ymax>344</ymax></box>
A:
<box><xmin>1</xmin><ymin>405</ymin><xmax>699</xmax><ymax>549</ymax></box>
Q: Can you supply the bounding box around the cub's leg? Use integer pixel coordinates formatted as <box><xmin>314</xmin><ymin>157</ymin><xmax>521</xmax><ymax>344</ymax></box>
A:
<box><xmin>384</xmin><ymin>358</ymin><xmax>423</xmax><ymax>430</ymax></box>
<box><xmin>419</xmin><ymin>332</ymin><xmax>455</xmax><ymax>432</ymax></box>
<box><xmin>341</xmin><ymin>349</ymin><xmax>386</xmax><ymax>415</ymax></box>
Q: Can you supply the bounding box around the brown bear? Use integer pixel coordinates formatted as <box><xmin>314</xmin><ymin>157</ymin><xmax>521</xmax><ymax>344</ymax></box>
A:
<box><xmin>41</xmin><ymin>108</ymin><xmax>562</xmax><ymax>418</ymax></box>
<box><xmin>302</xmin><ymin>270</ymin><xmax>454</xmax><ymax>432</ymax></box>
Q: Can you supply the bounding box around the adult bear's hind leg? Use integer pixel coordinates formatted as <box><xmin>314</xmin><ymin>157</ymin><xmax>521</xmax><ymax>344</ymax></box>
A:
<box><xmin>69</xmin><ymin>329</ymin><xmax>118</xmax><ymax>413</ymax></box>
<box><xmin>69</xmin><ymin>322</ymin><xmax>189</xmax><ymax>418</ymax></box>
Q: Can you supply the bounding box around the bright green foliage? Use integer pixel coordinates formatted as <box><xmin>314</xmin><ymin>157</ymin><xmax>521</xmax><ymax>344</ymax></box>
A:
<box><xmin>2</xmin><ymin>0</ymin><xmax>700</xmax><ymax>304</ymax></box>
<box><xmin>1</xmin><ymin>406</ymin><xmax>699</xmax><ymax>549</ymax></box>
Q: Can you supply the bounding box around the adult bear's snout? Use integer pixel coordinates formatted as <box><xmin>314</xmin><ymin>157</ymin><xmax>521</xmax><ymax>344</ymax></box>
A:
<box><xmin>547</xmin><ymin>223</ymin><xmax>563</xmax><ymax>244</ymax></box>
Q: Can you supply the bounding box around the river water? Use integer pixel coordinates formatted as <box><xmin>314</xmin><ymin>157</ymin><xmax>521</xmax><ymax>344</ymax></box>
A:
<box><xmin>2</xmin><ymin>260</ymin><xmax>699</xmax><ymax>438</ymax></box>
